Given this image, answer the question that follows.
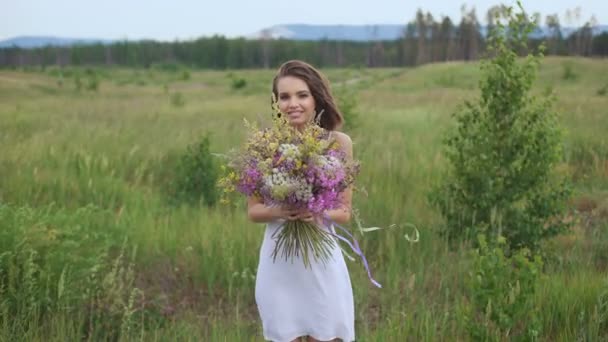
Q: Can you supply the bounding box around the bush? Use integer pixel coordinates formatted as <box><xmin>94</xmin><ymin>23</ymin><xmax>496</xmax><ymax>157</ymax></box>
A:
<box><xmin>429</xmin><ymin>2</ymin><xmax>571</xmax><ymax>253</ymax></box>
<box><xmin>71</xmin><ymin>69</ymin><xmax>99</xmax><ymax>92</ymax></box>
<box><xmin>466</xmin><ymin>235</ymin><xmax>543</xmax><ymax>340</ymax></box>
<box><xmin>181</xmin><ymin>70</ymin><xmax>191</xmax><ymax>81</ymax></box>
<box><xmin>562</xmin><ymin>62</ymin><xmax>578</xmax><ymax>81</ymax></box>
<box><xmin>152</xmin><ymin>62</ymin><xmax>181</xmax><ymax>73</ymax></box>
<box><xmin>85</xmin><ymin>68</ymin><xmax>100</xmax><ymax>91</ymax></box>
<box><xmin>165</xmin><ymin>134</ymin><xmax>219</xmax><ymax>207</ymax></box>
<box><xmin>86</xmin><ymin>75</ymin><xmax>99</xmax><ymax>91</ymax></box>
<box><xmin>74</xmin><ymin>75</ymin><xmax>83</xmax><ymax>91</ymax></box>
<box><xmin>170</xmin><ymin>92</ymin><xmax>185</xmax><ymax>107</ymax></box>
<box><xmin>231</xmin><ymin>77</ymin><xmax>247</xmax><ymax>90</ymax></box>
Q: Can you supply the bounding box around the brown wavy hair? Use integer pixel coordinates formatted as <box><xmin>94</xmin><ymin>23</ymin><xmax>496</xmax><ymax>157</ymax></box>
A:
<box><xmin>272</xmin><ymin>60</ymin><xmax>343</xmax><ymax>131</ymax></box>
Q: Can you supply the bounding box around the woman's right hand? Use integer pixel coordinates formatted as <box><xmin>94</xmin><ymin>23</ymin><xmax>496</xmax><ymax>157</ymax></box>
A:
<box><xmin>271</xmin><ymin>206</ymin><xmax>300</xmax><ymax>221</ymax></box>
<box><xmin>247</xmin><ymin>197</ymin><xmax>302</xmax><ymax>223</ymax></box>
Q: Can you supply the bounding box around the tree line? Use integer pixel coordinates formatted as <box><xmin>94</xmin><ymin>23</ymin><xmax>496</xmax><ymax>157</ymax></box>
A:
<box><xmin>1</xmin><ymin>6</ymin><xmax>606</xmax><ymax>69</ymax></box>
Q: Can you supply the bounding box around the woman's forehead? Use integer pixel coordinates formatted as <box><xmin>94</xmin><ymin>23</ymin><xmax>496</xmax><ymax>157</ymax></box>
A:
<box><xmin>277</xmin><ymin>76</ymin><xmax>310</xmax><ymax>93</ymax></box>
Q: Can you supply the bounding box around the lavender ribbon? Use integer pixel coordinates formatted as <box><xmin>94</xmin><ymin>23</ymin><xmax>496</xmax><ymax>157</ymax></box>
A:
<box><xmin>321</xmin><ymin>214</ymin><xmax>382</xmax><ymax>288</ymax></box>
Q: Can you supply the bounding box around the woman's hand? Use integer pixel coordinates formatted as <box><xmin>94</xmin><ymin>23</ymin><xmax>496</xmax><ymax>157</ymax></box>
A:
<box><xmin>268</xmin><ymin>206</ymin><xmax>326</xmax><ymax>225</ymax></box>
<box><xmin>270</xmin><ymin>206</ymin><xmax>301</xmax><ymax>221</ymax></box>
<box><xmin>296</xmin><ymin>209</ymin><xmax>324</xmax><ymax>226</ymax></box>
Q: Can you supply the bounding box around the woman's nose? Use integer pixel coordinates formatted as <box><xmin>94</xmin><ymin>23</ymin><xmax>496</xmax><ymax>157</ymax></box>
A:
<box><xmin>288</xmin><ymin>97</ymin><xmax>299</xmax><ymax>108</ymax></box>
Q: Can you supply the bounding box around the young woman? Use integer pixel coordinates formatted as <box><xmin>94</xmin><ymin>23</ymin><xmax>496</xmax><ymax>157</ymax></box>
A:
<box><xmin>247</xmin><ymin>60</ymin><xmax>355</xmax><ymax>342</ymax></box>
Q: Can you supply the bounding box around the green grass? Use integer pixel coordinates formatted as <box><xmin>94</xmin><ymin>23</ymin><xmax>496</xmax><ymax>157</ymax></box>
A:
<box><xmin>1</xmin><ymin>56</ymin><xmax>608</xmax><ymax>340</ymax></box>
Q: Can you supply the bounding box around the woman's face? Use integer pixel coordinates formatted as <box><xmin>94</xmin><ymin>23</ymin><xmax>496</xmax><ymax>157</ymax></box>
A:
<box><xmin>276</xmin><ymin>76</ymin><xmax>316</xmax><ymax>129</ymax></box>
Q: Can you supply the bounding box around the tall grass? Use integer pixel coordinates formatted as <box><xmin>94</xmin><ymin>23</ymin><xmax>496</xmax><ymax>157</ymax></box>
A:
<box><xmin>1</xmin><ymin>57</ymin><xmax>607</xmax><ymax>340</ymax></box>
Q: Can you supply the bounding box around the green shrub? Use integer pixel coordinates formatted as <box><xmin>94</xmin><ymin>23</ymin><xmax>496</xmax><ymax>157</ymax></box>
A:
<box><xmin>231</xmin><ymin>77</ymin><xmax>247</xmax><ymax>90</ymax></box>
<box><xmin>85</xmin><ymin>68</ymin><xmax>100</xmax><ymax>91</ymax></box>
<box><xmin>170</xmin><ymin>92</ymin><xmax>185</xmax><ymax>107</ymax></box>
<box><xmin>164</xmin><ymin>134</ymin><xmax>219</xmax><ymax>207</ymax></box>
<box><xmin>74</xmin><ymin>75</ymin><xmax>83</xmax><ymax>92</ymax></box>
<box><xmin>181</xmin><ymin>70</ymin><xmax>191</xmax><ymax>81</ymax></box>
<box><xmin>153</xmin><ymin>62</ymin><xmax>180</xmax><ymax>73</ymax></box>
<box><xmin>429</xmin><ymin>1</ymin><xmax>571</xmax><ymax>253</ymax></box>
<box><xmin>466</xmin><ymin>235</ymin><xmax>543</xmax><ymax>340</ymax></box>
<box><xmin>86</xmin><ymin>75</ymin><xmax>99</xmax><ymax>91</ymax></box>
<box><xmin>562</xmin><ymin>62</ymin><xmax>578</xmax><ymax>81</ymax></box>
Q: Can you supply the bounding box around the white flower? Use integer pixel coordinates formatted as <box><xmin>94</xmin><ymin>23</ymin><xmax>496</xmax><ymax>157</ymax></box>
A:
<box><xmin>294</xmin><ymin>181</ymin><xmax>313</xmax><ymax>202</ymax></box>
<box><xmin>264</xmin><ymin>170</ymin><xmax>311</xmax><ymax>202</ymax></box>
<box><xmin>316</xmin><ymin>155</ymin><xmax>341</xmax><ymax>169</ymax></box>
<box><xmin>278</xmin><ymin>144</ymin><xmax>301</xmax><ymax>161</ymax></box>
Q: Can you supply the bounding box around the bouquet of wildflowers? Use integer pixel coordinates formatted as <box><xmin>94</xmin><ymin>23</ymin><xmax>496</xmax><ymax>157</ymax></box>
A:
<box><xmin>219</xmin><ymin>102</ymin><xmax>360</xmax><ymax>268</ymax></box>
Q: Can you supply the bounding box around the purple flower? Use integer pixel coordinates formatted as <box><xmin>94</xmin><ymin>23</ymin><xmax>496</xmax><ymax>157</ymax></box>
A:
<box><xmin>236</xmin><ymin>163</ymin><xmax>262</xmax><ymax>196</ymax></box>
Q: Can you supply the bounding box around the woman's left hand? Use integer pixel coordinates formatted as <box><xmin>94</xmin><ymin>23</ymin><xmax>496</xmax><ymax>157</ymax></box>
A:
<box><xmin>296</xmin><ymin>209</ymin><xmax>323</xmax><ymax>226</ymax></box>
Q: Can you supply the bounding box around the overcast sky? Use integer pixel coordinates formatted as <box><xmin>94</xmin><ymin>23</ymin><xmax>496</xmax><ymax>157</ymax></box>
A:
<box><xmin>1</xmin><ymin>0</ymin><xmax>605</xmax><ymax>41</ymax></box>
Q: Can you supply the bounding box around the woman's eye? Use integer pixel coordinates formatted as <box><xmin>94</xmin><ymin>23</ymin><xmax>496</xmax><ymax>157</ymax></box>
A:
<box><xmin>298</xmin><ymin>94</ymin><xmax>308</xmax><ymax>99</ymax></box>
<box><xmin>280</xmin><ymin>95</ymin><xmax>289</xmax><ymax>100</ymax></box>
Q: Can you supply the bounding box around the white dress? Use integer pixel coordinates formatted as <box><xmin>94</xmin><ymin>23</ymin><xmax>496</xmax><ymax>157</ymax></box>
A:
<box><xmin>255</xmin><ymin>219</ymin><xmax>355</xmax><ymax>342</ymax></box>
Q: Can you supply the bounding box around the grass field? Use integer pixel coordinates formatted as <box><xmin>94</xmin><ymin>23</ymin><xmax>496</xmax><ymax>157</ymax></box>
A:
<box><xmin>1</xmin><ymin>57</ymin><xmax>608</xmax><ymax>341</ymax></box>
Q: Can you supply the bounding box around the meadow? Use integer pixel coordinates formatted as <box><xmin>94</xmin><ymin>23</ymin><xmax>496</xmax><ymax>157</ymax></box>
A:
<box><xmin>1</xmin><ymin>56</ymin><xmax>608</xmax><ymax>341</ymax></box>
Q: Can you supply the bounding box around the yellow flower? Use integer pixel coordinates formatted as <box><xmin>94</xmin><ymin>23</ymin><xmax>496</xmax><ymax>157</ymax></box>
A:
<box><xmin>47</xmin><ymin>228</ymin><xmax>58</xmax><ymax>241</ymax></box>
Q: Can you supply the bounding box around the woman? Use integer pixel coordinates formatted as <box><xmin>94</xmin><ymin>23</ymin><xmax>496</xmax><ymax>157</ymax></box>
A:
<box><xmin>247</xmin><ymin>60</ymin><xmax>355</xmax><ymax>342</ymax></box>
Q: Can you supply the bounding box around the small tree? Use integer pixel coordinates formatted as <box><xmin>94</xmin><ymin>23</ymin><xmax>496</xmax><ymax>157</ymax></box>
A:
<box><xmin>429</xmin><ymin>1</ymin><xmax>571</xmax><ymax>253</ymax></box>
<box><xmin>167</xmin><ymin>134</ymin><xmax>219</xmax><ymax>207</ymax></box>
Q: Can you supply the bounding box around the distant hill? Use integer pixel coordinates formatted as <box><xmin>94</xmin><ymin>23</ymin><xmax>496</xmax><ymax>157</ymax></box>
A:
<box><xmin>0</xmin><ymin>36</ymin><xmax>113</xmax><ymax>49</ymax></box>
<box><xmin>247</xmin><ymin>24</ymin><xmax>406</xmax><ymax>41</ymax></box>
<box><xmin>2</xmin><ymin>24</ymin><xmax>607</xmax><ymax>49</ymax></box>
<box><xmin>248</xmin><ymin>24</ymin><xmax>608</xmax><ymax>41</ymax></box>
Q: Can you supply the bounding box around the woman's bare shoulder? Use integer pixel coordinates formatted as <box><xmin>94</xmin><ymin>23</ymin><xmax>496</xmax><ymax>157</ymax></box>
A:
<box><xmin>330</xmin><ymin>131</ymin><xmax>353</xmax><ymax>148</ymax></box>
